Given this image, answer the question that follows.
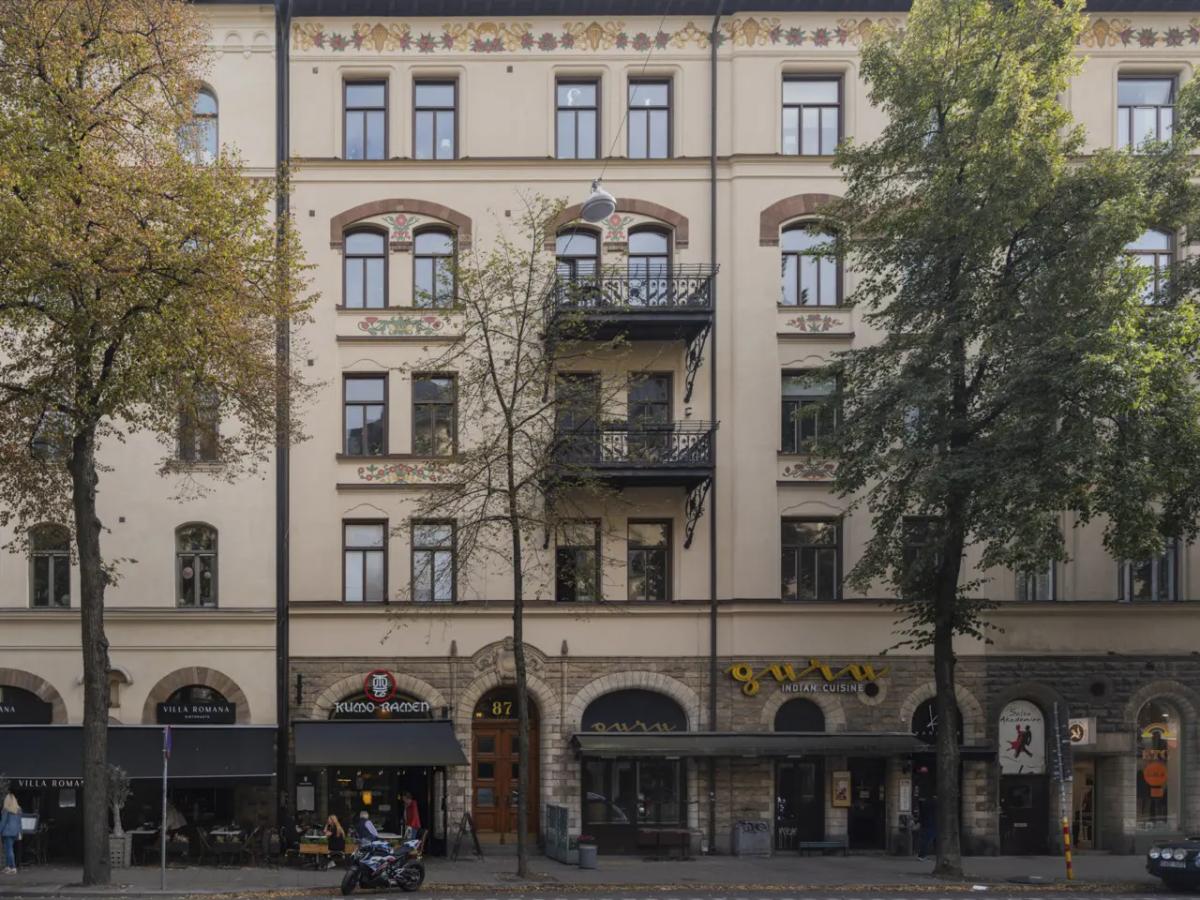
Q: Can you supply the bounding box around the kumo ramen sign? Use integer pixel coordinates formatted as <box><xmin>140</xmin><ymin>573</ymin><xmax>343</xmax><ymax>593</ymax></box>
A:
<box><xmin>727</xmin><ymin>658</ymin><xmax>889</xmax><ymax>696</ymax></box>
<box><xmin>331</xmin><ymin>669</ymin><xmax>433</xmax><ymax>719</ymax></box>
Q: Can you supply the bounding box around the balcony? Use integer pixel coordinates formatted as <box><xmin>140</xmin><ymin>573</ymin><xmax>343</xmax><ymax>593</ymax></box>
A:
<box><xmin>553</xmin><ymin>421</ymin><xmax>715</xmax><ymax>488</ymax></box>
<box><xmin>547</xmin><ymin>265</ymin><xmax>715</xmax><ymax>342</ymax></box>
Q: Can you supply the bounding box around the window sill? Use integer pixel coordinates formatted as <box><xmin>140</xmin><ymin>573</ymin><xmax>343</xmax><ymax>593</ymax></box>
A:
<box><xmin>777</xmin><ymin>304</ymin><xmax>848</xmax><ymax>311</ymax></box>
<box><xmin>337</xmin><ymin>453</ymin><xmax>457</xmax><ymax>462</ymax></box>
<box><xmin>165</xmin><ymin>460</ymin><xmax>225</xmax><ymax>472</ymax></box>
<box><xmin>335</xmin><ymin>305</ymin><xmax>461</xmax><ymax>313</ymax></box>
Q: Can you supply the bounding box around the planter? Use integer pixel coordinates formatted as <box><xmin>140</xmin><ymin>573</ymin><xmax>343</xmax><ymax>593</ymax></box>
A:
<box><xmin>577</xmin><ymin>842</ymin><xmax>598</xmax><ymax>869</ymax></box>
<box><xmin>108</xmin><ymin>833</ymin><xmax>132</xmax><ymax>868</ymax></box>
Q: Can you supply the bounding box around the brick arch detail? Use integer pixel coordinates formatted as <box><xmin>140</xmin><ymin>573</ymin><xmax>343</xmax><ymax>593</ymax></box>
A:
<box><xmin>1124</xmin><ymin>678</ymin><xmax>1200</xmax><ymax>731</ymax></box>
<box><xmin>141</xmin><ymin>666</ymin><xmax>252</xmax><ymax>724</ymax></box>
<box><xmin>544</xmin><ymin>199</ymin><xmax>689</xmax><ymax>249</ymax></box>
<box><xmin>0</xmin><ymin>668</ymin><xmax>68</xmax><ymax>724</ymax></box>
<box><xmin>897</xmin><ymin>680</ymin><xmax>986</xmax><ymax>744</ymax></box>
<box><xmin>453</xmin><ymin>668</ymin><xmax>560</xmax><ymax>736</ymax></box>
<box><xmin>991</xmin><ymin>682</ymin><xmax>1070</xmax><ymax>725</ymax></box>
<box><xmin>760</xmin><ymin>690</ymin><xmax>848</xmax><ymax>733</ymax></box>
<box><xmin>759</xmin><ymin>193</ymin><xmax>843</xmax><ymax>246</ymax></box>
<box><xmin>330</xmin><ymin>199</ymin><xmax>473</xmax><ymax>249</ymax></box>
<box><xmin>311</xmin><ymin>672</ymin><xmax>448</xmax><ymax>720</ymax></box>
<box><xmin>565</xmin><ymin>672</ymin><xmax>702</xmax><ymax>732</ymax></box>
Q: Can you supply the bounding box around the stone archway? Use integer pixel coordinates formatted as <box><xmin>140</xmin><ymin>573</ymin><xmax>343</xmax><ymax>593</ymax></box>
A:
<box><xmin>329</xmin><ymin>199</ymin><xmax>474</xmax><ymax>249</ymax></box>
<box><xmin>544</xmin><ymin>199</ymin><xmax>690</xmax><ymax>249</ymax></box>
<box><xmin>760</xmin><ymin>688</ymin><xmax>848</xmax><ymax>732</ymax></box>
<box><xmin>0</xmin><ymin>668</ymin><xmax>68</xmax><ymax>723</ymax></box>
<box><xmin>759</xmin><ymin>193</ymin><xmax>843</xmax><ymax>246</ymax></box>
<box><xmin>565</xmin><ymin>671</ymin><xmax>702</xmax><ymax>731</ymax></box>
<box><xmin>141</xmin><ymin>666</ymin><xmax>252</xmax><ymax>724</ymax></box>
<box><xmin>897</xmin><ymin>680</ymin><xmax>986</xmax><ymax>744</ymax></box>
<box><xmin>311</xmin><ymin>671</ymin><xmax>448</xmax><ymax>720</ymax></box>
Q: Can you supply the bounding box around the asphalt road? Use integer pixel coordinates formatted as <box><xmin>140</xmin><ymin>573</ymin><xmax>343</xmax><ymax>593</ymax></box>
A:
<box><xmin>0</xmin><ymin>891</ymin><xmax>1175</xmax><ymax>900</ymax></box>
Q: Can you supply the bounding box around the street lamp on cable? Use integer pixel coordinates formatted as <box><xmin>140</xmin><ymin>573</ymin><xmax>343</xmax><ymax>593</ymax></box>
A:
<box><xmin>580</xmin><ymin>180</ymin><xmax>616</xmax><ymax>222</ymax></box>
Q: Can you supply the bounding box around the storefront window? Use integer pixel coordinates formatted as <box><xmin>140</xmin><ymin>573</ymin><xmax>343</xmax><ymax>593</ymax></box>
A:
<box><xmin>582</xmin><ymin>758</ymin><xmax>683</xmax><ymax>826</ymax></box>
<box><xmin>0</xmin><ymin>685</ymin><xmax>52</xmax><ymax>724</ymax></box>
<box><xmin>1137</xmin><ymin>698</ymin><xmax>1181</xmax><ymax>831</ymax></box>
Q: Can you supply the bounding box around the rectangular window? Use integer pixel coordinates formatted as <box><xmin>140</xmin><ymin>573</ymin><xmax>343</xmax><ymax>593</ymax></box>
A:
<box><xmin>345</xmin><ymin>81</ymin><xmax>387</xmax><ymax>161</ymax></box>
<box><xmin>628</xmin><ymin>80</ymin><xmax>670</xmax><ymax>159</ymax></box>
<box><xmin>556</xmin><ymin>520</ymin><xmax>600</xmax><ymax>602</ymax></box>
<box><xmin>628</xmin><ymin>520</ymin><xmax>670</xmax><ymax>602</ymax></box>
<box><xmin>412</xmin><ymin>375</ymin><xmax>456</xmax><ymax>456</ymax></box>
<box><xmin>781</xmin><ymin>519</ymin><xmax>840</xmax><ymax>601</ymax></box>
<box><xmin>781</xmin><ymin>373</ymin><xmax>836</xmax><ymax>454</ymax></box>
<box><xmin>31</xmin><ymin>532</ymin><xmax>70</xmax><ymax>609</ymax></box>
<box><xmin>1117</xmin><ymin>77</ymin><xmax>1174</xmax><ymax>150</ymax></box>
<box><xmin>344</xmin><ymin>521</ymin><xmax>386</xmax><ymax>603</ymax></box>
<box><xmin>344</xmin><ymin>375</ymin><xmax>387</xmax><ymax>457</ymax></box>
<box><xmin>412</xmin><ymin>520</ymin><xmax>455</xmax><ymax>602</ymax></box>
<box><xmin>1121</xmin><ymin>542</ymin><xmax>1178</xmax><ymax>602</ymax></box>
<box><xmin>414</xmin><ymin>81</ymin><xmax>457</xmax><ymax>160</ymax></box>
<box><xmin>782</xmin><ymin>77</ymin><xmax>840</xmax><ymax>156</ymax></box>
<box><xmin>1017</xmin><ymin>564</ymin><xmax>1055</xmax><ymax>602</ymax></box>
<box><xmin>902</xmin><ymin>516</ymin><xmax>942</xmax><ymax>591</ymax></box>
<box><xmin>583</xmin><ymin>758</ymin><xmax>684</xmax><ymax>828</ymax></box>
<box><xmin>556</xmin><ymin>80</ymin><xmax>598</xmax><ymax>160</ymax></box>
<box><xmin>178</xmin><ymin>392</ymin><xmax>220</xmax><ymax>463</ymax></box>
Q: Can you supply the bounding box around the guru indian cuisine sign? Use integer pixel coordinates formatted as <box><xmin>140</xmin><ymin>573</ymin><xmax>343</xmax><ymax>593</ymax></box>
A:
<box><xmin>727</xmin><ymin>658</ymin><xmax>889</xmax><ymax>696</ymax></box>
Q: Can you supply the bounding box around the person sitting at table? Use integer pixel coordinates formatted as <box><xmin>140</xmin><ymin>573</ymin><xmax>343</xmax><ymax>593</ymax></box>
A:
<box><xmin>164</xmin><ymin>801</ymin><xmax>187</xmax><ymax>838</ymax></box>
<box><xmin>355</xmin><ymin>810</ymin><xmax>379</xmax><ymax>843</ymax></box>
<box><xmin>323</xmin><ymin>815</ymin><xmax>346</xmax><ymax>868</ymax></box>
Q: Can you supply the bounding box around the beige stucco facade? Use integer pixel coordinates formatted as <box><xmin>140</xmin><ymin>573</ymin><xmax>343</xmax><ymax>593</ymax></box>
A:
<box><xmin>3</xmin><ymin>0</ymin><xmax>1200</xmax><ymax>859</ymax></box>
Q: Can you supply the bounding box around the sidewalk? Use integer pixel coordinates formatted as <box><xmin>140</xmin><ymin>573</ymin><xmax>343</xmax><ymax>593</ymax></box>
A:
<box><xmin>0</xmin><ymin>853</ymin><xmax>1156</xmax><ymax>896</ymax></box>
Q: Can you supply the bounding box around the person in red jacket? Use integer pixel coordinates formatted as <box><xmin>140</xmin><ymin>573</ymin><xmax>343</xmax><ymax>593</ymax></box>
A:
<box><xmin>400</xmin><ymin>792</ymin><xmax>421</xmax><ymax>835</ymax></box>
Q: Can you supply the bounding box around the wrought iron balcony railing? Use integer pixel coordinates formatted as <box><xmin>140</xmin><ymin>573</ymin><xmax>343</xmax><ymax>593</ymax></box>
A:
<box><xmin>549</xmin><ymin>265</ymin><xmax>716</xmax><ymax>314</ymax></box>
<box><xmin>553</xmin><ymin>421</ymin><xmax>716</xmax><ymax>470</ymax></box>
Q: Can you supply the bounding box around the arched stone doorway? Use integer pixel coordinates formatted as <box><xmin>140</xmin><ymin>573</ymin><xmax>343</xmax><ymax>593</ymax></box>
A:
<box><xmin>774</xmin><ymin>698</ymin><xmax>826</xmax><ymax>849</ymax></box>
<box><xmin>470</xmin><ymin>687</ymin><xmax>540</xmax><ymax>841</ymax></box>
<box><xmin>997</xmin><ymin>699</ymin><xmax>1050</xmax><ymax>854</ymax></box>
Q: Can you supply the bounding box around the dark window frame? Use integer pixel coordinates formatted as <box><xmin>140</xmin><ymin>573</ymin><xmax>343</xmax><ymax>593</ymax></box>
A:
<box><xmin>628</xmin><ymin>371</ymin><xmax>673</xmax><ymax>427</ymax></box>
<box><xmin>628</xmin><ymin>78</ymin><xmax>672</xmax><ymax>159</ymax></box>
<box><xmin>413</xmin><ymin>227</ymin><xmax>456</xmax><ymax>309</ymax></box>
<box><xmin>410</xmin><ymin>518</ymin><xmax>456</xmax><ymax>603</ymax></box>
<box><xmin>342</xmin><ymin>227</ymin><xmax>389</xmax><ymax>310</ymax></box>
<box><xmin>175</xmin><ymin>522</ymin><xmax>218</xmax><ymax>609</ymax></box>
<box><xmin>413</xmin><ymin>80</ymin><xmax>458</xmax><ymax>160</ymax></box>
<box><xmin>782</xmin><ymin>75</ymin><xmax>843</xmax><ymax>157</ymax></box>
<box><xmin>1126</xmin><ymin>228</ymin><xmax>1174</xmax><ymax>305</ymax></box>
<box><xmin>343</xmin><ymin>519</ymin><xmax>388</xmax><ymax>604</ymax></box>
<box><xmin>177</xmin><ymin>389</ymin><xmax>220</xmax><ymax>463</ymax></box>
<box><xmin>627</xmin><ymin>518</ymin><xmax>672</xmax><ymax>603</ymax></box>
<box><xmin>780</xmin><ymin>222</ymin><xmax>842</xmax><ymax>308</ymax></box>
<box><xmin>343</xmin><ymin>79</ymin><xmax>388</xmax><ymax>161</ymax></box>
<box><xmin>1117</xmin><ymin>75</ymin><xmax>1175</xmax><ymax>150</ymax></box>
<box><xmin>1017</xmin><ymin>563</ymin><xmax>1056</xmax><ymax>602</ymax></box>
<box><xmin>343</xmin><ymin>373</ymin><xmax>389</xmax><ymax>457</ymax></box>
<box><xmin>781</xmin><ymin>370</ymin><xmax>837</xmax><ymax>454</ymax></box>
<box><xmin>188</xmin><ymin>87</ymin><xmax>219</xmax><ymax>163</ymax></box>
<box><xmin>555</xmin><ymin>227</ymin><xmax>602</xmax><ymax>279</ymax></box>
<box><xmin>781</xmin><ymin>517</ymin><xmax>841</xmax><ymax>602</ymax></box>
<box><xmin>901</xmin><ymin>515</ymin><xmax>944</xmax><ymax>592</ymax></box>
<box><xmin>556</xmin><ymin>78</ymin><xmax>600</xmax><ymax>160</ymax></box>
<box><xmin>555</xmin><ymin>518</ymin><xmax>602</xmax><ymax>602</ymax></box>
<box><xmin>1120</xmin><ymin>540</ymin><xmax>1179</xmax><ymax>602</ymax></box>
<box><xmin>411</xmin><ymin>372</ymin><xmax>457</xmax><ymax>457</ymax></box>
<box><xmin>29</xmin><ymin>524</ymin><xmax>70</xmax><ymax>609</ymax></box>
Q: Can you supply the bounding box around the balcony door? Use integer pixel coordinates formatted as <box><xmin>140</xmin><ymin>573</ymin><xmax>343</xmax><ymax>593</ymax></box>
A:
<box><xmin>628</xmin><ymin>374</ymin><xmax>672</xmax><ymax>461</ymax></box>
<box><xmin>556</xmin><ymin>373</ymin><xmax>601</xmax><ymax>463</ymax></box>
<box><xmin>628</xmin><ymin>229</ymin><xmax>670</xmax><ymax>306</ymax></box>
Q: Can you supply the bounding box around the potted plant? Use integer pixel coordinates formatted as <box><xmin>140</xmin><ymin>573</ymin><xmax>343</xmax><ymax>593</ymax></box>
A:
<box><xmin>107</xmin><ymin>765</ymin><xmax>133</xmax><ymax>868</ymax></box>
<box><xmin>576</xmin><ymin>833</ymin><xmax>598</xmax><ymax>869</ymax></box>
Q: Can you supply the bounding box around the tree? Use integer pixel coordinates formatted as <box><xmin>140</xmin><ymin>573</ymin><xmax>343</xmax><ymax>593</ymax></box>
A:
<box><xmin>826</xmin><ymin>0</ymin><xmax>1200</xmax><ymax>877</ymax></box>
<box><xmin>107</xmin><ymin>765</ymin><xmax>132</xmax><ymax>838</ymax></box>
<box><xmin>400</xmin><ymin>196</ymin><xmax>633</xmax><ymax>876</ymax></box>
<box><xmin>0</xmin><ymin>0</ymin><xmax>311</xmax><ymax>883</ymax></box>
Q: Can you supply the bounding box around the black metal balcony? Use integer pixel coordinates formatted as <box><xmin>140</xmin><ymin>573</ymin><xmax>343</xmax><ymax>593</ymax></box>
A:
<box><xmin>548</xmin><ymin>265</ymin><xmax>716</xmax><ymax>343</ymax></box>
<box><xmin>553</xmin><ymin>421</ymin><xmax>715</xmax><ymax>488</ymax></box>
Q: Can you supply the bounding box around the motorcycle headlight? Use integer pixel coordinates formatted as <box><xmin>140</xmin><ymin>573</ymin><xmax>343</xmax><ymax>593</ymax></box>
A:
<box><xmin>1174</xmin><ymin>849</ymin><xmax>1188</xmax><ymax>861</ymax></box>
<box><xmin>1150</xmin><ymin>848</ymin><xmax>1161</xmax><ymax>859</ymax></box>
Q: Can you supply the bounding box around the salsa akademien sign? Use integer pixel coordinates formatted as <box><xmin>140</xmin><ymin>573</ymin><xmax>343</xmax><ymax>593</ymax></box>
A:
<box><xmin>727</xmin><ymin>658</ymin><xmax>889</xmax><ymax>696</ymax></box>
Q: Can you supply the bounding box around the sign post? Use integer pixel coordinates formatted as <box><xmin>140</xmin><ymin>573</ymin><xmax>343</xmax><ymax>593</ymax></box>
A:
<box><xmin>1052</xmin><ymin>703</ymin><xmax>1073</xmax><ymax>881</ymax></box>
<box><xmin>160</xmin><ymin>725</ymin><xmax>171</xmax><ymax>890</ymax></box>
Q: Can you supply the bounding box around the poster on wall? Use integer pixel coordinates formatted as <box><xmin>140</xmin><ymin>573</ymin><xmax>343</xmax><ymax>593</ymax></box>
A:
<box><xmin>999</xmin><ymin>699</ymin><xmax>1046</xmax><ymax>775</ymax></box>
<box><xmin>831</xmin><ymin>770</ymin><xmax>851</xmax><ymax>808</ymax></box>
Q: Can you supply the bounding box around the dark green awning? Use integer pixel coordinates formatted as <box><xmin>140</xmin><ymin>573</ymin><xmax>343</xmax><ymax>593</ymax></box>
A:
<box><xmin>294</xmin><ymin>720</ymin><xmax>467</xmax><ymax>767</ymax></box>
<box><xmin>571</xmin><ymin>731</ymin><xmax>927</xmax><ymax>759</ymax></box>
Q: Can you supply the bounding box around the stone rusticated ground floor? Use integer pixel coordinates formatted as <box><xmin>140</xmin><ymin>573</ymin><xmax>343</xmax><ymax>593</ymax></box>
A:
<box><xmin>288</xmin><ymin>644</ymin><xmax>1200</xmax><ymax>855</ymax></box>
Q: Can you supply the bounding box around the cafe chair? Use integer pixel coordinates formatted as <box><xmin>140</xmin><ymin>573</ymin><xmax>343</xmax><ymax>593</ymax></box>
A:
<box><xmin>192</xmin><ymin>828</ymin><xmax>217</xmax><ymax>866</ymax></box>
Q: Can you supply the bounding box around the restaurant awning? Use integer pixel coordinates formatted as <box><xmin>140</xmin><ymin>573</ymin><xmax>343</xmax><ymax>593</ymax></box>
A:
<box><xmin>294</xmin><ymin>720</ymin><xmax>468</xmax><ymax>767</ymax></box>
<box><xmin>571</xmin><ymin>730</ymin><xmax>928</xmax><ymax>758</ymax></box>
<box><xmin>0</xmin><ymin>725</ymin><xmax>276</xmax><ymax>780</ymax></box>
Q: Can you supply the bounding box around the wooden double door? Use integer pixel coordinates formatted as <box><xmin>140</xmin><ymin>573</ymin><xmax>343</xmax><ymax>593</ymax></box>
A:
<box><xmin>471</xmin><ymin>720</ymin><xmax>540</xmax><ymax>839</ymax></box>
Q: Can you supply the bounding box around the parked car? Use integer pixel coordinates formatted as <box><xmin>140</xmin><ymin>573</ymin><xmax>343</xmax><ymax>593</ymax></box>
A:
<box><xmin>1148</xmin><ymin>838</ymin><xmax>1200</xmax><ymax>891</ymax></box>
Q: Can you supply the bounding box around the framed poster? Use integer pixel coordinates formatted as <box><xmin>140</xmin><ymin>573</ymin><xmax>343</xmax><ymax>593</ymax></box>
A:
<box><xmin>832</xmin><ymin>770</ymin><xmax>851</xmax><ymax>808</ymax></box>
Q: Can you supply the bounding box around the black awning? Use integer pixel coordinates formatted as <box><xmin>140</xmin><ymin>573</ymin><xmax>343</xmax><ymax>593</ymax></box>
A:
<box><xmin>294</xmin><ymin>720</ymin><xmax>468</xmax><ymax>767</ymax></box>
<box><xmin>571</xmin><ymin>731</ymin><xmax>927</xmax><ymax>759</ymax></box>
<box><xmin>0</xmin><ymin>726</ymin><xmax>275</xmax><ymax>780</ymax></box>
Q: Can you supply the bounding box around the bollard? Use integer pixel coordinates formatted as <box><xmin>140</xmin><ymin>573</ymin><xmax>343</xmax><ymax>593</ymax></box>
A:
<box><xmin>1061</xmin><ymin>816</ymin><xmax>1074</xmax><ymax>881</ymax></box>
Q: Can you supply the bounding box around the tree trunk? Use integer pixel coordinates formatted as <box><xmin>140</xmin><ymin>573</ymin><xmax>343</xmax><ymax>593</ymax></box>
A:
<box><xmin>510</xmin><ymin>512</ymin><xmax>531</xmax><ymax>878</ymax></box>
<box><xmin>931</xmin><ymin>609</ymin><xmax>962</xmax><ymax>877</ymax></box>
<box><xmin>70</xmin><ymin>428</ymin><xmax>111</xmax><ymax>885</ymax></box>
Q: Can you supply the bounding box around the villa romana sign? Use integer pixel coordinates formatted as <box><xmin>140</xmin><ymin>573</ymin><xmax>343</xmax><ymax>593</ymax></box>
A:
<box><xmin>727</xmin><ymin>658</ymin><xmax>889</xmax><ymax>696</ymax></box>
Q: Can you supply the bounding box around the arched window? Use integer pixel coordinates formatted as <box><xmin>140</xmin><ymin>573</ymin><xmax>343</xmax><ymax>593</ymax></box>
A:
<box><xmin>555</xmin><ymin>229</ymin><xmax>599</xmax><ymax>280</ymax></box>
<box><xmin>1126</xmin><ymin>229</ymin><xmax>1172</xmax><ymax>303</ymax></box>
<box><xmin>781</xmin><ymin>224</ymin><xmax>839</xmax><ymax>307</ymax></box>
<box><xmin>628</xmin><ymin>228</ymin><xmax>670</xmax><ymax>306</ymax></box>
<box><xmin>158</xmin><ymin>685</ymin><xmax>235</xmax><ymax>724</ymax></box>
<box><xmin>181</xmin><ymin>87</ymin><xmax>218</xmax><ymax>163</ymax></box>
<box><xmin>774</xmin><ymin>698</ymin><xmax>825</xmax><ymax>732</ymax></box>
<box><xmin>911</xmin><ymin>697</ymin><xmax>963</xmax><ymax>745</ymax></box>
<box><xmin>176</xmin><ymin>524</ymin><xmax>218</xmax><ymax>608</ymax></box>
<box><xmin>0</xmin><ymin>685</ymin><xmax>53</xmax><ymax>724</ymax></box>
<box><xmin>1137</xmin><ymin>698</ymin><xmax>1181</xmax><ymax>831</ymax></box>
<box><xmin>414</xmin><ymin>229</ymin><xmax>455</xmax><ymax>309</ymax></box>
<box><xmin>344</xmin><ymin>229</ymin><xmax>387</xmax><ymax>309</ymax></box>
<box><xmin>30</xmin><ymin>524</ymin><xmax>70</xmax><ymax>608</ymax></box>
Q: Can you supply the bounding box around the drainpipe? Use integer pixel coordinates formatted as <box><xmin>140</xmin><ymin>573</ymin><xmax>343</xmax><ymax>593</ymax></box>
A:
<box><xmin>707</xmin><ymin>0</ymin><xmax>724</xmax><ymax>857</ymax></box>
<box><xmin>274</xmin><ymin>0</ymin><xmax>292</xmax><ymax>828</ymax></box>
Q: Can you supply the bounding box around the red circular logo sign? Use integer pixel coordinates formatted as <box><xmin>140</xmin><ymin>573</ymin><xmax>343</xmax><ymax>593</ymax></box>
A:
<box><xmin>363</xmin><ymin>670</ymin><xmax>397</xmax><ymax>702</ymax></box>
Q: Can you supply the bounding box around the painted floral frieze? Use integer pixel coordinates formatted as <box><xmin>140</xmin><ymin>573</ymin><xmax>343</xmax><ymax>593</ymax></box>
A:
<box><xmin>602</xmin><ymin>214</ymin><xmax>634</xmax><ymax>242</ymax></box>
<box><xmin>293</xmin><ymin>16</ymin><xmax>1199</xmax><ymax>53</ymax></box>
<box><xmin>357</xmin><ymin>461</ymin><xmax>455</xmax><ymax>484</ymax></box>
<box><xmin>356</xmin><ymin>314</ymin><xmax>454</xmax><ymax>337</ymax></box>
<box><xmin>780</xmin><ymin>459</ymin><xmax>837</xmax><ymax>481</ymax></box>
<box><xmin>783</xmin><ymin>312</ymin><xmax>845</xmax><ymax>334</ymax></box>
<box><xmin>383</xmin><ymin>213</ymin><xmax>421</xmax><ymax>241</ymax></box>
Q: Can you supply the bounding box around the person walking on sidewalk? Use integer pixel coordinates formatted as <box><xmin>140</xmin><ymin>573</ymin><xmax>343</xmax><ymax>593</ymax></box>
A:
<box><xmin>1</xmin><ymin>792</ymin><xmax>22</xmax><ymax>874</ymax></box>
<box><xmin>916</xmin><ymin>793</ymin><xmax>937</xmax><ymax>861</ymax></box>
<box><xmin>400</xmin><ymin>792</ymin><xmax>421</xmax><ymax>837</ymax></box>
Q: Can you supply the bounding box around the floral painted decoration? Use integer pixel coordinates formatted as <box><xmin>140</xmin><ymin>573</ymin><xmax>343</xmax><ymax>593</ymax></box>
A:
<box><xmin>358</xmin><ymin>461</ymin><xmax>454</xmax><ymax>484</ymax></box>
<box><xmin>780</xmin><ymin>459</ymin><xmax>838</xmax><ymax>481</ymax></box>
<box><xmin>357</xmin><ymin>314</ymin><xmax>452</xmax><ymax>337</ymax></box>
<box><xmin>602</xmin><ymin>214</ymin><xmax>634</xmax><ymax>242</ymax></box>
<box><xmin>784</xmin><ymin>313</ymin><xmax>841</xmax><ymax>333</ymax></box>
<box><xmin>383</xmin><ymin>214</ymin><xmax>420</xmax><ymax>241</ymax></box>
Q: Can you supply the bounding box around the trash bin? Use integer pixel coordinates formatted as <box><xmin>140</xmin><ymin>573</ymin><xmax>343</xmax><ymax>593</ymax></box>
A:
<box><xmin>578</xmin><ymin>841</ymin><xmax>598</xmax><ymax>869</ymax></box>
<box><xmin>732</xmin><ymin>820</ymin><xmax>771</xmax><ymax>856</ymax></box>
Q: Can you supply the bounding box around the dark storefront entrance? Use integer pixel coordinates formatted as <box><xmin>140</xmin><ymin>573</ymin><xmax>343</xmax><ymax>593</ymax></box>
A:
<box><xmin>847</xmin><ymin>758</ymin><xmax>886</xmax><ymax>850</ymax></box>
<box><xmin>998</xmin><ymin>700</ymin><xmax>1050</xmax><ymax>854</ymax></box>
<box><xmin>773</xmin><ymin>698</ymin><xmax>826</xmax><ymax>850</ymax></box>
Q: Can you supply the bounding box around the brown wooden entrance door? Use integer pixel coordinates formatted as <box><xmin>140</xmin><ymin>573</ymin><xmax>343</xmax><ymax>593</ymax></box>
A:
<box><xmin>471</xmin><ymin>693</ymin><xmax>540</xmax><ymax>840</ymax></box>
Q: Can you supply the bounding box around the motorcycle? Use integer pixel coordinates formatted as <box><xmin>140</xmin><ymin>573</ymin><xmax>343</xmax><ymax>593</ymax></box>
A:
<box><xmin>340</xmin><ymin>837</ymin><xmax>425</xmax><ymax>895</ymax></box>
